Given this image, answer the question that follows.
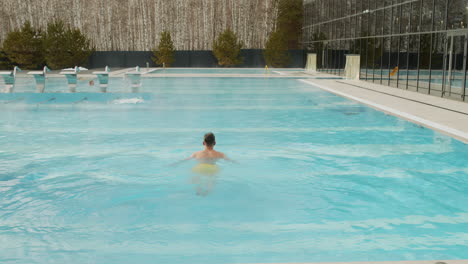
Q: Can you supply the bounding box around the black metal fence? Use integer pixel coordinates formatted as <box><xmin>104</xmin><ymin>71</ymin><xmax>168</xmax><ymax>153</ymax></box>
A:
<box><xmin>303</xmin><ymin>0</ymin><xmax>468</xmax><ymax>102</ymax></box>
<box><xmin>87</xmin><ymin>50</ymin><xmax>307</xmax><ymax>68</ymax></box>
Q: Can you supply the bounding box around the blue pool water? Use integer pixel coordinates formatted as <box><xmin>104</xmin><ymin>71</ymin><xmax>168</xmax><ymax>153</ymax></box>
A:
<box><xmin>1</xmin><ymin>77</ymin><xmax>468</xmax><ymax>264</ymax></box>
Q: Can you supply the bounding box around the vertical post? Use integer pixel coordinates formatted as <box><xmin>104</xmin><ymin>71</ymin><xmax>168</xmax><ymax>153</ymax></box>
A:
<box><xmin>462</xmin><ymin>33</ymin><xmax>468</xmax><ymax>101</ymax></box>
<box><xmin>365</xmin><ymin>0</ymin><xmax>371</xmax><ymax>82</ymax></box>
<box><xmin>323</xmin><ymin>31</ymin><xmax>327</xmax><ymax>73</ymax></box>
<box><xmin>380</xmin><ymin>2</ymin><xmax>386</xmax><ymax>85</ymax></box>
<box><xmin>331</xmin><ymin>0</ymin><xmax>335</xmax><ymax>75</ymax></box>
<box><xmin>416</xmin><ymin>0</ymin><xmax>423</xmax><ymax>92</ymax></box>
<box><xmin>371</xmin><ymin>0</ymin><xmax>377</xmax><ymax>82</ymax></box>
<box><xmin>372</xmin><ymin>37</ymin><xmax>377</xmax><ymax>82</ymax></box>
<box><xmin>338</xmin><ymin>0</ymin><xmax>347</xmax><ymax>76</ymax></box>
<box><xmin>447</xmin><ymin>35</ymin><xmax>454</xmax><ymax>97</ymax></box>
<box><xmin>442</xmin><ymin>35</ymin><xmax>450</xmax><ymax>97</ymax></box>
<box><xmin>339</xmin><ymin>40</ymin><xmax>343</xmax><ymax>76</ymax></box>
<box><xmin>428</xmin><ymin>0</ymin><xmax>437</xmax><ymax>95</ymax></box>
<box><xmin>358</xmin><ymin>0</ymin><xmax>362</xmax><ymax>80</ymax></box>
<box><xmin>406</xmin><ymin>1</ymin><xmax>413</xmax><ymax>90</ymax></box>
<box><xmin>396</xmin><ymin>2</ymin><xmax>403</xmax><ymax>88</ymax></box>
<box><xmin>388</xmin><ymin>0</ymin><xmax>395</xmax><ymax>86</ymax></box>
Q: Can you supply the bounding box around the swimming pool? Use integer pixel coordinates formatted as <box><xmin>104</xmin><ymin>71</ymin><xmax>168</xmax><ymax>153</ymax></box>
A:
<box><xmin>1</xmin><ymin>77</ymin><xmax>468</xmax><ymax>264</ymax></box>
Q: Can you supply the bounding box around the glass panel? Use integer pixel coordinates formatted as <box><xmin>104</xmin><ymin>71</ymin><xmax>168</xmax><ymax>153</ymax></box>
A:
<box><xmin>443</xmin><ymin>35</ymin><xmax>466</xmax><ymax>100</ymax></box>
<box><xmin>300</xmin><ymin>0</ymin><xmax>467</xmax><ymax>103</ymax></box>
<box><xmin>339</xmin><ymin>40</ymin><xmax>346</xmax><ymax>76</ymax></box>
<box><xmin>421</xmin><ymin>0</ymin><xmax>434</xmax><ymax>32</ymax></box>
<box><xmin>382</xmin><ymin>36</ymin><xmax>391</xmax><ymax>85</ymax></box>
<box><xmin>373</xmin><ymin>37</ymin><xmax>384</xmax><ymax>83</ymax></box>
<box><xmin>401</xmin><ymin>1</ymin><xmax>411</xmax><ymax>34</ymax></box>
<box><xmin>464</xmin><ymin>0</ymin><xmax>468</xmax><ymax>30</ymax></box>
<box><xmin>406</xmin><ymin>34</ymin><xmax>420</xmax><ymax>92</ymax></box>
<box><xmin>388</xmin><ymin>34</ymin><xmax>399</xmax><ymax>88</ymax></box>
<box><xmin>429</xmin><ymin>32</ymin><xmax>446</xmax><ymax>97</ymax></box>
<box><xmin>410</xmin><ymin>0</ymin><xmax>422</xmax><ymax>33</ymax></box>
<box><xmin>448</xmin><ymin>0</ymin><xmax>464</xmax><ymax>30</ymax></box>
<box><xmin>392</xmin><ymin>3</ymin><xmax>401</xmax><ymax>35</ymax></box>
<box><xmin>397</xmin><ymin>34</ymin><xmax>410</xmax><ymax>89</ymax></box>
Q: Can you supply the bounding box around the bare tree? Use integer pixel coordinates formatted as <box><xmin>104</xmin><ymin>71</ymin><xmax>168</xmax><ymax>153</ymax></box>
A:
<box><xmin>0</xmin><ymin>0</ymin><xmax>279</xmax><ymax>51</ymax></box>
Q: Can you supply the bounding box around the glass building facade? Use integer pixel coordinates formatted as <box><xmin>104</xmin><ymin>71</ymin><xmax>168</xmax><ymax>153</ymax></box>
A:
<box><xmin>303</xmin><ymin>0</ymin><xmax>468</xmax><ymax>102</ymax></box>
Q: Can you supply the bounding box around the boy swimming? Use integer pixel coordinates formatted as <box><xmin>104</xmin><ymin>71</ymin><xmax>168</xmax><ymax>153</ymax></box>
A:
<box><xmin>172</xmin><ymin>132</ymin><xmax>233</xmax><ymax>196</ymax></box>
<box><xmin>191</xmin><ymin>132</ymin><xmax>231</xmax><ymax>163</ymax></box>
<box><xmin>174</xmin><ymin>132</ymin><xmax>233</xmax><ymax>167</ymax></box>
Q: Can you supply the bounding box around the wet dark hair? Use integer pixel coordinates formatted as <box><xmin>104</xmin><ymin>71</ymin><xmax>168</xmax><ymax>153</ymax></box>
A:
<box><xmin>204</xmin><ymin>132</ymin><xmax>216</xmax><ymax>146</ymax></box>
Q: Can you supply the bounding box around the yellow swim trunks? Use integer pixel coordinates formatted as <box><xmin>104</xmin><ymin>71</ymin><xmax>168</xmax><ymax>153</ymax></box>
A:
<box><xmin>192</xmin><ymin>163</ymin><xmax>220</xmax><ymax>175</ymax></box>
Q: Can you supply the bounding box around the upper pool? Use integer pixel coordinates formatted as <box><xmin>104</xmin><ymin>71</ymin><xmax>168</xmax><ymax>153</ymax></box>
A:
<box><xmin>0</xmin><ymin>77</ymin><xmax>467</xmax><ymax>264</ymax></box>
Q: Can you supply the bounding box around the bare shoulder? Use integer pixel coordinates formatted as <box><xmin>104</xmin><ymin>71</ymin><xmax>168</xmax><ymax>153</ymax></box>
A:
<box><xmin>215</xmin><ymin>150</ymin><xmax>226</xmax><ymax>158</ymax></box>
<box><xmin>191</xmin><ymin>151</ymin><xmax>203</xmax><ymax>158</ymax></box>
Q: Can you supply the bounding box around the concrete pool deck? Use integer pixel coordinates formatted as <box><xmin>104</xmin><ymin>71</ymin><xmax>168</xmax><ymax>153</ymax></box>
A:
<box><xmin>301</xmin><ymin>76</ymin><xmax>468</xmax><ymax>144</ymax></box>
<box><xmin>256</xmin><ymin>261</ymin><xmax>468</xmax><ymax>264</ymax></box>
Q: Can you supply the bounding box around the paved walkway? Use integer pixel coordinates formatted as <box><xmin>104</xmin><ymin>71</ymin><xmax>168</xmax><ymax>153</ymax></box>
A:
<box><xmin>301</xmin><ymin>77</ymin><xmax>468</xmax><ymax>143</ymax></box>
<box><xmin>259</xmin><ymin>261</ymin><xmax>468</xmax><ymax>264</ymax></box>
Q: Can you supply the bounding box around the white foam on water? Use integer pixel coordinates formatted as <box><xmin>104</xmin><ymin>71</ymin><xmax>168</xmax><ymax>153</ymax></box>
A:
<box><xmin>112</xmin><ymin>98</ymin><xmax>145</xmax><ymax>104</ymax></box>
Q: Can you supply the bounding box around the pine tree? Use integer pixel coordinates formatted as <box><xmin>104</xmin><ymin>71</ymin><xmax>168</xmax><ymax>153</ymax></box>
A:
<box><xmin>213</xmin><ymin>29</ymin><xmax>243</xmax><ymax>67</ymax></box>
<box><xmin>2</xmin><ymin>21</ymin><xmax>44</xmax><ymax>69</ymax></box>
<box><xmin>152</xmin><ymin>31</ymin><xmax>175</xmax><ymax>67</ymax></box>
<box><xmin>276</xmin><ymin>0</ymin><xmax>304</xmax><ymax>49</ymax></box>
<box><xmin>0</xmin><ymin>48</ymin><xmax>13</xmax><ymax>70</ymax></box>
<box><xmin>43</xmin><ymin>20</ymin><xmax>94</xmax><ymax>69</ymax></box>
<box><xmin>264</xmin><ymin>30</ymin><xmax>290</xmax><ymax>67</ymax></box>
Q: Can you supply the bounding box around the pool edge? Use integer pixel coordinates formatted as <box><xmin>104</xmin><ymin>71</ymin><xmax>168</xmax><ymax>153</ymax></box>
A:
<box><xmin>247</xmin><ymin>260</ymin><xmax>468</xmax><ymax>264</ymax></box>
<box><xmin>300</xmin><ymin>79</ymin><xmax>468</xmax><ymax>144</ymax></box>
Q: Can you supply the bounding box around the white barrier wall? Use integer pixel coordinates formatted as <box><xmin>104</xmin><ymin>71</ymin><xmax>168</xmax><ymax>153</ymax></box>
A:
<box><xmin>305</xmin><ymin>53</ymin><xmax>317</xmax><ymax>72</ymax></box>
<box><xmin>344</xmin><ymin>54</ymin><xmax>361</xmax><ymax>80</ymax></box>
